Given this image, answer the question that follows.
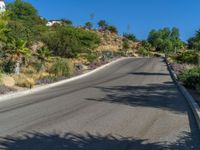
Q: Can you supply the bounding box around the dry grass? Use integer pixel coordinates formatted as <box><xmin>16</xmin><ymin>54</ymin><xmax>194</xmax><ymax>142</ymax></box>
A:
<box><xmin>13</xmin><ymin>74</ymin><xmax>35</xmax><ymax>89</ymax></box>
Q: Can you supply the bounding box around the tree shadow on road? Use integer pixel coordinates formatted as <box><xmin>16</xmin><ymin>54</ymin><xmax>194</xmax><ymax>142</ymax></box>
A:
<box><xmin>0</xmin><ymin>131</ymin><xmax>199</xmax><ymax>150</ymax></box>
<box><xmin>129</xmin><ymin>72</ymin><xmax>169</xmax><ymax>76</ymax></box>
<box><xmin>86</xmin><ymin>82</ymin><xmax>188</xmax><ymax>114</ymax></box>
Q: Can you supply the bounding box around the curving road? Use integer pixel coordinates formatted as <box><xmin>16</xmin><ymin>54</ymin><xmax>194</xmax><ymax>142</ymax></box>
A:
<box><xmin>0</xmin><ymin>58</ymin><xmax>200</xmax><ymax>150</ymax></box>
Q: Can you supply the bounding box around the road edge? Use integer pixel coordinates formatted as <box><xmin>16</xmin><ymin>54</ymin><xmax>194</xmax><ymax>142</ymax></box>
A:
<box><xmin>0</xmin><ymin>57</ymin><xmax>130</xmax><ymax>102</ymax></box>
<box><xmin>165</xmin><ymin>57</ymin><xmax>200</xmax><ymax>130</ymax></box>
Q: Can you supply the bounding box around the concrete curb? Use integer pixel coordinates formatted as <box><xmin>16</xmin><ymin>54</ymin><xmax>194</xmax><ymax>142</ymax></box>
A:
<box><xmin>165</xmin><ymin>58</ymin><xmax>200</xmax><ymax>130</ymax></box>
<box><xmin>0</xmin><ymin>57</ymin><xmax>129</xmax><ymax>102</ymax></box>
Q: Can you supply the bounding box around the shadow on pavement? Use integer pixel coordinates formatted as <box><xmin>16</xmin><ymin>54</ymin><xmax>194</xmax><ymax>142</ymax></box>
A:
<box><xmin>0</xmin><ymin>131</ymin><xmax>199</xmax><ymax>150</ymax></box>
<box><xmin>86</xmin><ymin>82</ymin><xmax>188</xmax><ymax>114</ymax></box>
<box><xmin>129</xmin><ymin>72</ymin><xmax>169</xmax><ymax>76</ymax></box>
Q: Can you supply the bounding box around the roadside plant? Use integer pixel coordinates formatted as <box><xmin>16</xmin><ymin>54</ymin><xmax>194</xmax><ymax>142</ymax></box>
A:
<box><xmin>178</xmin><ymin>66</ymin><xmax>200</xmax><ymax>89</ymax></box>
<box><xmin>50</xmin><ymin>58</ymin><xmax>74</xmax><ymax>77</ymax></box>
<box><xmin>175</xmin><ymin>51</ymin><xmax>199</xmax><ymax>65</ymax></box>
<box><xmin>34</xmin><ymin>47</ymin><xmax>52</xmax><ymax>71</ymax></box>
<box><xmin>5</xmin><ymin>39</ymin><xmax>32</xmax><ymax>74</ymax></box>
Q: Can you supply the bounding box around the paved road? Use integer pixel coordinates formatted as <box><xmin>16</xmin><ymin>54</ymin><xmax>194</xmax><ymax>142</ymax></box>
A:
<box><xmin>0</xmin><ymin>58</ymin><xmax>199</xmax><ymax>150</ymax></box>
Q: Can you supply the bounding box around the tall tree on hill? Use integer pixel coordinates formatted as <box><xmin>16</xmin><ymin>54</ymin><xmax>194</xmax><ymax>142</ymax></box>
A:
<box><xmin>188</xmin><ymin>29</ymin><xmax>200</xmax><ymax>50</ymax></box>
<box><xmin>147</xmin><ymin>27</ymin><xmax>183</xmax><ymax>53</ymax></box>
<box><xmin>98</xmin><ymin>20</ymin><xmax>108</xmax><ymax>31</ymax></box>
<box><xmin>85</xmin><ymin>22</ymin><xmax>93</xmax><ymax>30</ymax></box>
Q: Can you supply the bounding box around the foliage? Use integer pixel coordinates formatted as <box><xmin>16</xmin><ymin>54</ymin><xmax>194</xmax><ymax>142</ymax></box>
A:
<box><xmin>98</xmin><ymin>20</ymin><xmax>108</xmax><ymax>30</ymax></box>
<box><xmin>147</xmin><ymin>27</ymin><xmax>184</xmax><ymax>53</ymax></box>
<box><xmin>35</xmin><ymin>47</ymin><xmax>52</xmax><ymax>63</ymax></box>
<box><xmin>141</xmin><ymin>40</ymin><xmax>152</xmax><ymax>51</ymax></box>
<box><xmin>178</xmin><ymin>67</ymin><xmax>200</xmax><ymax>89</ymax></box>
<box><xmin>138</xmin><ymin>47</ymin><xmax>149</xmax><ymax>56</ymax></box>
<box><xmin>14</xmin><ymin>74</ymin><xmax>35</xmax><ymax>88</ymax></box>
<box><xmin>7</xmin><ymin>0</ymin><xmax>43</xmax><ymax>25</ymax></box>
<box><xmin>188</xmin><ymin>29</ymin><xmax>200</xmax><ymax>50</ymax></box>
<box><xmin>85</xmin><ymin>22</ymin><xmax>93</xmax><ymax>30</ymax></box>
<box><xmin>106</xmin><ymin>25</ymin><xmax>118</xmax><ymax>34</ymax></box>
<box><xmin>123</xmin><ymin>33</ymin><xmax>137</xmax><ymax>42</ymax></box>
<box><xmin>175</xmin><ymin>51</ymin><xmax>199</xmax><ymax>64</ymax></box>
<box><xmin>50</xmin><ymin>58</ymin><xmax>74</xmax><ymax>77</ymax></box>
<box><xmin>2</xmin><ymin>60</ymin><xmax>15</xmax><ymax>73</ymax></box>
<box><xmin>61</xmin><ymin>19</ymin><xmax>73</xmax><ymax>26</ymax></box>
<box><xmin>0</xmin><ymin>12</ymin><xmax>9</xmax><ymax>50</ymax></box>
<box><xmin>42</xmin><ymin>26</ymin><xmax>100</xmax><ymax>58</ymax></box>
<box><xmin>82</xmin><ymin>52</ymin><xmax>99</xmax><ymax>63</ymax></box>
<box><xmin>7</xmin><ymin>0</ymin><xmax>46</xmax><ymax>43</ymax></box>
<box><xmin>5</xmin><ymin>39</ymin><xmax>31</xmax><ymax>61</ymax></box>
<box><xmin>122</xmin><ymin>40</ymin><xmax>129</xmax><ymax>49</ymax></box>
<box><xmin>101</xmin><ymin>51</ymin><xmax>113</xmax><ymax>59</ymax></box>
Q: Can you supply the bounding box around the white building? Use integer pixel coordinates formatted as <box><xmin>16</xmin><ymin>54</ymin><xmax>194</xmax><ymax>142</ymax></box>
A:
<box><xmin>46</xmin><ymin>20</ymin><xmax>62</xmax><ymax>27</ymax></box>
<box><xmin>0</xmin><ymin>0</ymin><xmax>5</xmax><ymax>13</ymax></box>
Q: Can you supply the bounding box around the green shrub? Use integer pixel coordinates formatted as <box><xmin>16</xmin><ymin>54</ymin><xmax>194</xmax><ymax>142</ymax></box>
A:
<box><xmin>83</xmin><ymin>53</ymin><xmax>99</xmax><ymax>63</ymax></box>
<box><xmin>138</xmin><ymin>47</ymin><xmax>149</xmax><ymax>56</ymax></box>
<box><xmin>2</xmin><ymin>60</ymin><xmax>16</xmax><ymax>74</ymax></box>
<box><xmin>101</xmin><ymin>51</ymin><xmax>113</xmax><ymax>59</ymax></box>
<box><xmin>122</xmin><ymin>40</ymin><xmax>129</xmax><ymax>49</ymax></box>
<box><xmin>50</xmin><ymin>59</ymin><xmax>74</xmax><ymax>77</ymax></box>
<box><xmin>113</xmin><ymin>51</ymin><xmax>126</xmax><ymax>57</ymax></box>
<box><xmin>123</xmin><ymin>33</ymin><xmax>137</xmax><ymax>42</ymax></box>
<box><xmin>178</xmin><ymin>67</ymin><xmax>200</xmax><ymax>89</ymax></box>
<box><xmin>42</xmin><ymin>26</ymin><xmax>100</xmax><ymax>58</ymax></box>
<box><xmin>176</xmin><ymin>51</ymin><xmax>199</xmax><ymax>64</ymax></box>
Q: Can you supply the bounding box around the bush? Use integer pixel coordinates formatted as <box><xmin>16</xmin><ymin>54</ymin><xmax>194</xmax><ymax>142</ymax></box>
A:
<box><xmin>123</xmin><ymin>33</ymin><xmax>137</xmax><ymax>42</ymax></box>
<box><xmin>175</xmin><ymin>51</ymin><xmax>199</xmax><ymax>64</ymax></box>
<box><xmin>2</xmin><ymin>60</ymin><xmax>16</xmax><ymax>74</ymax></box>
<box><xmin>178</xmin><ymin>67</ymin><xmax>200</xmax><ymax>89</ymax></box>
<box><xmin>113</xmin><ymin>51</ymin><xmax>126</xmax><ymax>57</ymax></box>
<box><xmin>106</xmin><ymin>25</ymin><xmax>118</xmax><ymax>34</ymax></box>
<box><xmin>138</xmin><ymin>47</ymin><xmax>149</xmax><ymax>56</ymax></box>
<box><xmin>14</xmin><ymin>74</ymin><xmax>35</xmax><ymax>88</ymax></box>
<box><xmin>42</xmin><ymin>27</ymin><xmax>100</xmax><ymax>58</ymax></box>
<box><xmin>50</xmin><ymin>59</ymin><xmax>74</xmax><ymax>77</ymax></box>
<box><xmin>122</xmin><ymin>40</ymin><xmax>129</xmax><ymax>50</ymax></box>
<box><xmin>83</xmin><ymin>52</ymin><xmax>99</xmax><ymax>63</ymax></box>
<box><xmin>101</xmin><ymin>51</ymin><xmax>113</xmax><ymax>60</ymax></box>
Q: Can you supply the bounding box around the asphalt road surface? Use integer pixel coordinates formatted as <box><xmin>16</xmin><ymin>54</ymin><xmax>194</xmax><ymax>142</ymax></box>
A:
<box><xmin>0</xmin><ymin>58</ymin><xmax>200</xmax><ymax>150</ymax></box>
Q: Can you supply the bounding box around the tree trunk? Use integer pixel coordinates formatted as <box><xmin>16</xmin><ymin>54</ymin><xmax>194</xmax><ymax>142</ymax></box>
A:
<box><xmin>15</xmin><ymin>57</ymin><xmax>22</xmax><ymax>75</ymax></box>
<box><xmin>15</xmin><ymin>61</ymin><xmax>20</xmax><ymax>75</ymax></box>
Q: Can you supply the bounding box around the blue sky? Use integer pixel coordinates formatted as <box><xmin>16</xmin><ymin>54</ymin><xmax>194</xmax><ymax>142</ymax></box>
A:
<box><xmin>5</xmin><ymin>0</ymin><xmax>200</xmax><ymax>41</ymax></box>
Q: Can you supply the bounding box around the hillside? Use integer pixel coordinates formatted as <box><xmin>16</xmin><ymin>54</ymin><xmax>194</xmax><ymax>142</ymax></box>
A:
<box><xmin>95</xmin><ymin>30</ymin><xmax>140</xmax><ymax>56</ymax></box>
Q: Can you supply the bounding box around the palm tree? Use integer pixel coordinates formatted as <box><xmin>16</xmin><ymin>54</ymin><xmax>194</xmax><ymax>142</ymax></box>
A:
<box><xmin>6</xmin><ymin>39</ymin><xmax>32</xmax><ymax>74</ymax></box>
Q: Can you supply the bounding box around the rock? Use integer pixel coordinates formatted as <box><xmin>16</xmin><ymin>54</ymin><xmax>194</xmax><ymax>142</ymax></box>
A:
<box><xmin>2</xmin><ymin>76</ymin><xmax>15</xmax><ymax>87</ymax></box>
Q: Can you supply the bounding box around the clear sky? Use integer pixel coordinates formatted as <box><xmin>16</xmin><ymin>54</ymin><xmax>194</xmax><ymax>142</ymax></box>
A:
<box><xmin>5</xmin><ymin>0</ymin><xmax>200</xmax><ymax>41</ymax></box>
